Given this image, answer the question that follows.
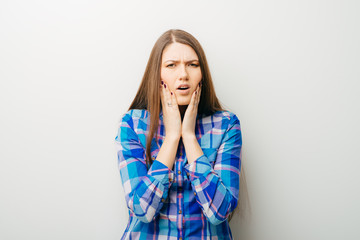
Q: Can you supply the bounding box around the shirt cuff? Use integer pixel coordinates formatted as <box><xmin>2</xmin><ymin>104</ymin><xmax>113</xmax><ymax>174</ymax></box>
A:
<box><xmin>184</xmin><ymin>154</ymin><xmax>213</xmax><ymax>182</ymax></box>
<box><xmin>148</xmin><ymin>159</ymin><xmax>175</xmax><ymax>187</ymax></box>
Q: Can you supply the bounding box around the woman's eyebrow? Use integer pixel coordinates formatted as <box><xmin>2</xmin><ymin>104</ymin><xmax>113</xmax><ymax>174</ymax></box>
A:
<box><xmin>164</xmin><ymin>59</ymin><xmax>199</xmax><ymax>63</ymax></box>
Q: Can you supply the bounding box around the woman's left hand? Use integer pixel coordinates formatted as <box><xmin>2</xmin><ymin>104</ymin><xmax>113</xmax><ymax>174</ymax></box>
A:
<box><xmin>181</xmin><ymin>82</ymin><xmax>202</xmax><ymax>139</ymax></box>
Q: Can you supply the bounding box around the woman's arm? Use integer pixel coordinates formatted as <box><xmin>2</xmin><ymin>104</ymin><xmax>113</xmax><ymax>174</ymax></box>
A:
<box><xmin>156</xmin><ymin>135</ymin><xmax>180</xmax><ymax>169</ymax></box>
<box><xmin>183</xmin><ymin>113</ymin><xmax>242</xmax><ymax>225</ymax></box>
<box><xmin>114</xmin><ymin>111</ymin><xmax>177</xmax><ymax>223</ymax></box>
<box><xmin>182</xmin><ymin>135</ymin><xmax>204</xmax><ymax>165</ymax></box>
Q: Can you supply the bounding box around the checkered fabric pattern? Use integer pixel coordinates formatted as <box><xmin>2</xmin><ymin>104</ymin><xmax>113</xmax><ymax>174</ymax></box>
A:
<box><xmin>114</xmin><ymin>108</ymin><xmax>242</xmax><ymax>240</ymax></box>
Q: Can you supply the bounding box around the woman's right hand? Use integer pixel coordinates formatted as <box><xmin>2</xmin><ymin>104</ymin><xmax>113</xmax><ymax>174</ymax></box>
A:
<box><xmin>160</xmin><ymin>80</ymin><xmax>182</xmax><ymax>141</ymax></box>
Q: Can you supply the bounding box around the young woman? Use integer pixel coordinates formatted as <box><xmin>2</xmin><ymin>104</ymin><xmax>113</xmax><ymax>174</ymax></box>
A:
<box><xmin>115</xmin><ymin>29</ymin><xmax>243</xmax><ymax>240</ymax></box>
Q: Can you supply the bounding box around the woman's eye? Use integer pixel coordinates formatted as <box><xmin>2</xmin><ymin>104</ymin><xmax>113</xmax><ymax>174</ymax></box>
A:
<box><xmin>166</xmin><ymin>64</ymin><xmax>175</xmax><ymax>67</ymax></box>
<box><xmin>190</xmin><ymin>63</ymin><xmax>199</xmax><ymax>67</ymax></box>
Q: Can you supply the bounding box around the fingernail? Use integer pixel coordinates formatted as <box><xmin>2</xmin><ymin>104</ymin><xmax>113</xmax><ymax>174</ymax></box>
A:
<box><xmin>161</xmin><ymin>80</ymin><xmax>164</xmax><ymax>85</ymax></box>
<box><xmin>164</xmin><ymin>84</ymin><xmax>166</xmax><ymax>88</ymax></box>
<box><xmin>171</xmin><ymin>92</ymin><xmax>173</xmax><ymax>95</ymax></box>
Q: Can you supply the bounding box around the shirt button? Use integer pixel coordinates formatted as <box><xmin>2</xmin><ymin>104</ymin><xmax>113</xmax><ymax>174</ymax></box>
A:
<box><xmin>178</xmin><ymin>210</ymin><xmax>182</xmax><ymax>214</ymax></box>
<box><xmin>178</xmin><ymin>170</ymin><xmax>181</xmax><ymax>174</ymax></box>
<box><xmin>169</xmin><ymin>178</ymin><xmax>173</xmax><ymax>182</ymax></box>
<box><xmin>179</xmin><ymin>237</ymin><xmax>182</xmax><ymax>240</ymax></box>
<box><xmin>161</xmin><ymin>198</ymin><xmax>165</xmax><ymax>202</ymax></box>
<box><xmin>179</xmin><ymin>152</ymin><xmax>183</xmax><ymax>156</ymax></box>
<box><xmin>186</xmin><ymin>172</ymin><xmax>189</xmax><ymax>177</ymax></box>
<box><xmin>194</xmin><ymin>192</ymin><xmax>196</xmax><ymax>195</ymax></box>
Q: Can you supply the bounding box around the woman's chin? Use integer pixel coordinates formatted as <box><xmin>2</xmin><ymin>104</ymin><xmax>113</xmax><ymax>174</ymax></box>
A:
<box><xmin>178</xmin><ymin>104</ymin><xmax>190</xmax><ymax>107</ymax></box>
<box><xmin>177</xmin><ymin>100</ymin><xmax>190</xmax><ymax>106</ymax></box>
<box><xmin>175</xmin><ymin>96</ymin><xmax>191</xmax><ymax>106</ymax></box>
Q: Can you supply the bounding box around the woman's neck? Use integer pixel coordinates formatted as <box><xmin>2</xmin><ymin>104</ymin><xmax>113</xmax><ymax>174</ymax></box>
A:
<box><xmin>179</xmin><ymin>105</ymin><xmax>188</xmax><ymax>120</ymax></box>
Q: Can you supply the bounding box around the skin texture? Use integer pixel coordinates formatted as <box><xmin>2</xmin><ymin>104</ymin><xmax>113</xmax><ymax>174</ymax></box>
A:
<box><xmin>160</xmin><ymin>42</ymin><xmax>202</xmax><ymax>108</ymax></box>
<box><xmin>155</xmin><ymin>42</ymin><xmax>204</xmax><ymax>168</ymax></box>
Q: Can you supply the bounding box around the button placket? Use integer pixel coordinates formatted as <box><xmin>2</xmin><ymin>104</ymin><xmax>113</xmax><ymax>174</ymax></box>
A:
<box><xmin>177</xmin><ymin>139</ymin><xmax>185</xmax><ymax>237</ymax></box>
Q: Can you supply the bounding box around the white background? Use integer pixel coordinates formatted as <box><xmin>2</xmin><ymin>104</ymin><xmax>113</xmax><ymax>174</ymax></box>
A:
<box><xmin>1</xmin><ymin>1</ymin><xmax>359</xmax><ymax>239</ymax></box>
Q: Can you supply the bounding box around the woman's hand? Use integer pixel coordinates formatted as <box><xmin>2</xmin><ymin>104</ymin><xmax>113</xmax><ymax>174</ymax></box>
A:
<box><xmin>160</xmin><ymin>81</ymin><xmax>182</xmax><ymax>141</ymax></box>
<box><xmin>182</xmin><ymin>82</ymin><xmax>202</xmax><ymax>139</ymax></box>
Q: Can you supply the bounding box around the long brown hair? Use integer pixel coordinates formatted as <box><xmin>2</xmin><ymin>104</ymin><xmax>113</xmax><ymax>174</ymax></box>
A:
<box><xmin>128</xmin><ymin>29</ymin><xmax>249</xmax><ymax>222</ymax></box>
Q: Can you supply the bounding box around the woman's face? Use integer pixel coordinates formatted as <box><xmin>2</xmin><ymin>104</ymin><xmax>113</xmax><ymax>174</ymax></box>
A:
<box><xmin>160</xmin><ymin>42</ymin><xmax>202</xmax><ymax>106</ymax></box>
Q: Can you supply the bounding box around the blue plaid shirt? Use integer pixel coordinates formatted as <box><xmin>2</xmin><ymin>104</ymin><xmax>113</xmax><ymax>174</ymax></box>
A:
<box><xmin>114</xmin><ymin>109</ymin><xmax>242</xmax><ymax>239</ymax></box>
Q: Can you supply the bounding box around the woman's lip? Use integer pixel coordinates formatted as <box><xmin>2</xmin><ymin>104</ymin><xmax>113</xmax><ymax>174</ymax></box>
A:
<box><xmin>176</xmin><ymin>88</ymin><xmax>191</xmax><ymax>95</ymax></box>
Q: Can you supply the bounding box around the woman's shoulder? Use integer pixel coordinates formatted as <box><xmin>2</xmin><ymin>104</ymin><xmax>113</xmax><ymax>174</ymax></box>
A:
<box><xmin>120</xmin><ymin>109</ymin><xmax>149</xmax><ymax>121</ymax></box>
<box><xmin>204</xmin><ymin>110</ymin><xmax>240</xmax><ymax>125</ymax></box>
<box><xmin>117</xmin><ymin>109</ymin><xmax>150</xmax><ymax>133</ymax></box>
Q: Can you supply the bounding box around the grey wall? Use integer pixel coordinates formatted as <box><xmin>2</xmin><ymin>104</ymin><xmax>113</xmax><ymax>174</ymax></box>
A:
<box><xmin>1</xmin><ymin>0</ymin><xmax>359</xmax><ymax>239</ymax></box>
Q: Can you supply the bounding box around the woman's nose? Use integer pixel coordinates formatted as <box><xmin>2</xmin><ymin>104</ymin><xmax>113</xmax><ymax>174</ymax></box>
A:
<box><xmin>179</xmin><ymin>64</ymin><xmax>189</xmax><ymax>80</ymax></box>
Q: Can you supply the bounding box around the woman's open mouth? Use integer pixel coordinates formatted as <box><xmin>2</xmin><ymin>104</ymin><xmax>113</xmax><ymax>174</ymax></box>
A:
<box><xmin>176</xmin><ymin>86</ymin><xmax>190</xmax><ymax>95</ymax></box>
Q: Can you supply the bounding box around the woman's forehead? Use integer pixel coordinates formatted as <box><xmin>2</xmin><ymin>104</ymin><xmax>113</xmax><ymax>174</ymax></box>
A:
<box><xmin>162</xmin><ymin>43</ymin><xmax>198</xmax><ymax>62</ymax></box>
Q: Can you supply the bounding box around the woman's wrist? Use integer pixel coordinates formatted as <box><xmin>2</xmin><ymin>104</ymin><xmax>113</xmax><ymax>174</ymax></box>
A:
<box><xmin>156</xmin><ymin>134</ymin><xmax>180</xmax><ymax>169</ymax></box>
<box><xmin>164</xmin><ymin>134</ymin><xmax>181</xmax><ymax>143</ymax></box>
<box><xmin>181</xmin><ymin>133</ymin><xmax>196</xmax><ymax>143</ymax></box>
<box><xmin>182</xmin><ymin>134</ymin><xmax>203</xmax><ymax>164</ymax></box>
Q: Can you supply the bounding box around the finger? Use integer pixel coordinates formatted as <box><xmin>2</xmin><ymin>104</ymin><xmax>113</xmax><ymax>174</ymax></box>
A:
<box><xmin>193</xmin><ymin>84</ymin><xmax>198</xmax><ymax>105</ymax></box>
<box><xmin>161</xmin><ymin>82</ymin><xmax>167</xmax><ymax>110</ymax></box>
<box><xmin>160</xmin><ymin>83</ymin><xmax>164</xmax><ymax>104</ymax></box>
<box><xmin>196</xmin><ymin>84</ymin><xmax>201</xmax><ymax>106</ymax></box>
<box><xmin>196</xmin><ymin>83</ymin><xmax>202</xmax><ymax>105</ymax></box>
<box><xmin>163</xmin><ymin>82</ymin><xmax>172</xmax><ymax>108</ymax></box>
<box><xmin>188</xmin><ymin>86</ymin><xmax>197</xmax><ymax>109</ymax></box>
<box><xmin>171</xmin><ymin>89</ymin><xmax>178</xmax><ymax>109</ymax></box>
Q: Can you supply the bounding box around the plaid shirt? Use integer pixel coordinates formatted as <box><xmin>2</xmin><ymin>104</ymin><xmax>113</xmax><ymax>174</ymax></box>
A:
<box><xmin>114</xmin><ymin>109</ymin><xmax>242</xmax><ymax>240</ymax></box>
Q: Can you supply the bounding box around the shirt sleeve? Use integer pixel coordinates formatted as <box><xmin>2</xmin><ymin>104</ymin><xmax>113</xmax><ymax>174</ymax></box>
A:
<box><xmin>183</xmin><ymin>113</ymin><xmax>242</xmax><ymax>225</ymax></box>
<box><xmin>114</xmin><ymin>112</ymin><xmax>175</xmax><ymax>223</ymax></box>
